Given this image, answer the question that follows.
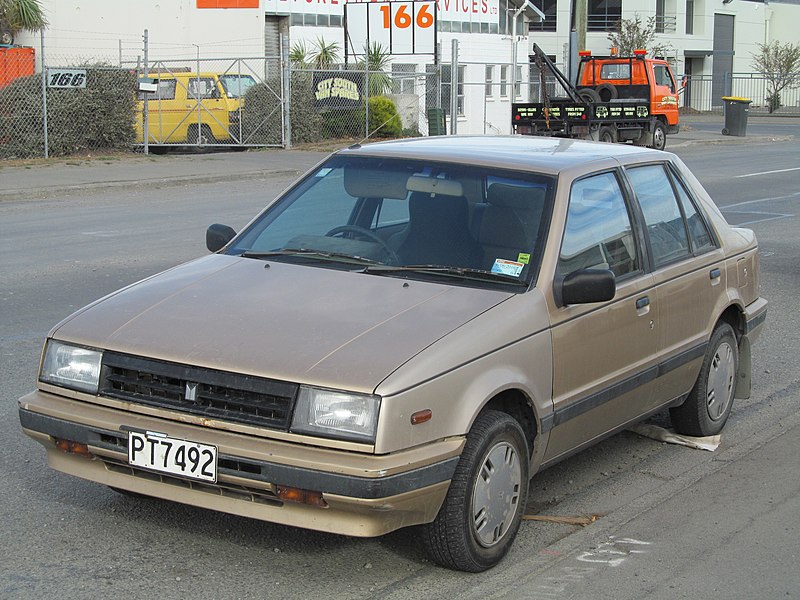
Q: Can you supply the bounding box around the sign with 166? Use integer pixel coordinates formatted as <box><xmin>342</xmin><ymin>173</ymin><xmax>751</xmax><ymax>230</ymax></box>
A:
<box><xmin>345</xmin><ymin>0</ymin><xmax>436</xmax><ymax>57</ymax></box>
<box><xmin>47</xmin><ymin>68</ymin><xmax>87</xmax><ymax>89</ymax></box>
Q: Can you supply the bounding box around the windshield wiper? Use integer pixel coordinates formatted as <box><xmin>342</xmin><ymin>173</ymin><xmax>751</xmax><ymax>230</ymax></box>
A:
<box><xmin>240</xmin><ymin>248</ymin><xmax>381</xmax><ymax>266</ymax></box>
<box><xmin>361</xmin><ymin>264</ymin><xmax>526</xmax><ymax>286</ymax></box>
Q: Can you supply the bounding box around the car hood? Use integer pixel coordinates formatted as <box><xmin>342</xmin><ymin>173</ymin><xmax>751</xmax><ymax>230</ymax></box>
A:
<box><xmin>53</xmin><ymin>255</ymin><xmax>512</xmax><ymax>393</ymax></box>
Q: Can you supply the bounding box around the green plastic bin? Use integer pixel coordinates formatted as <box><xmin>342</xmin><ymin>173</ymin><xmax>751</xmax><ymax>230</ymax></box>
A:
<box><xmin>721</xmin><ymin>97</ymin><xmax>751</xmax><ymax>137</ymax></box>
<box><xmin>427</xmin><ymin>108</ymin><xmax>446</xmax><ymax>136</ymax></box>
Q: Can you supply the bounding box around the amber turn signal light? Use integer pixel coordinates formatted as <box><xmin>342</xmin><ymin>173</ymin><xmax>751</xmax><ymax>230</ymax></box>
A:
<box><xmin>410</xmin><ymin>409</ymin><xmax>432</xmax><ymax>425</ymax></box>
<box><xmin>54</xmin><ymin>438</ymin><xmax>93</xmax><ymax>457</ymax></box>
<box><xmin>277</xmin><ymin>486</ymin><xmax>328</xmax><ymax>507</ymax></box>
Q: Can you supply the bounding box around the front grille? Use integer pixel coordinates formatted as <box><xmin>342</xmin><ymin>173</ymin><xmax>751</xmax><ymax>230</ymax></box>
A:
<box><xmin>100</xmin><ymin>352</ymin><xmax>298</xmax><ymax>430</ymax></box>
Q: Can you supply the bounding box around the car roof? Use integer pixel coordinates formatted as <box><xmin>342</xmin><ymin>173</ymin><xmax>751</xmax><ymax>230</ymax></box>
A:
<box><xmin>337</xmin><ymin>135</ymin><xmax>667</xmax><ymax>176</ymax></box>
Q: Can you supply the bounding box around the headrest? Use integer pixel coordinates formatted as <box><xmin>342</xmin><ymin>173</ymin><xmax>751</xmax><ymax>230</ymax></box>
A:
<box><xmin>343</xmin><ymin>166</ymin><xmax>409</xmax><ymax>199</ymax></box>
<box><xmin>487</xmin><ymin>183</ymin><xmax>545</xmax><ymax>209</ymax></box>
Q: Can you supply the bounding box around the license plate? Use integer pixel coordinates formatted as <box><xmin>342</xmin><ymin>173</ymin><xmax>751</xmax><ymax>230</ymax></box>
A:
<box><xmin>128</xmin><ymin>431</ymin><xmax>217</xmax><ymax>483</ymax></box>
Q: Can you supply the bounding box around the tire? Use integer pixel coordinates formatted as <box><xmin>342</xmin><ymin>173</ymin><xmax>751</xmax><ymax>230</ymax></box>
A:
<box><xmin>577</xmin><ymin>88</ymin><xmax>601</xmax><ymax>104</ymax></box>
<box><xmin>670</xmin><ymin>323</ymin><xmax>738</xmax><ymax>436</ymax></box>
<box><xmin>188</xmin><ymin>124</ymin><xmax>215</xmax><ymax>145</ymax></box>
<box><xmin>650</xmin><ymin>121</ymin><xmax>667</xmax><ymax>150</ymax></box>
<box><xmin>598</xmin><ymin>126</ymin><xmax>616</xmax><ymax>143</ymax></box>
<box><xmin>423</xmin><ymin>410</ymin><xmax>530</xmax><ymax>572</ymax></box>
<box><xmin>596</xmin><ymin>83</ymin><xmax>618</xmax><ymax>102</ymax></box>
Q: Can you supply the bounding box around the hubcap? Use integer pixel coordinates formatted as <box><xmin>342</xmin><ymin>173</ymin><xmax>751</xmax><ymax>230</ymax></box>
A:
<box><xmin>706</xmin><ymin>341</ymin><xmax>735</xmax><ymax>421</ymax></box>
<box><xmin>654</xmin><ymin>128</ymin><xmax>665</xmax><ymax>149</ymax></box>
<box><xmin>471</xmin><ymin>441</ymin><xmax>522</xmax><ymax>548</ymax></box>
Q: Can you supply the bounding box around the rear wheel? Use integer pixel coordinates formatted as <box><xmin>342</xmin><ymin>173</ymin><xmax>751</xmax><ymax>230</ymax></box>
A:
<box><xmin>188</xmin><ymin>124</ymin><xmax>215</xmax><ymax>145</ymax></box>
<box><xmin>423</xmin><ymin>410</ymin><xmax>529</xmax><ymax>572</ymax></box>
<box><xmin>598</xmin><ymin>126</ymin><xmax>616</xmax><ymax>144</ymax></box>
<box><xmin>670</xmin><ymin>323</ymin><xmax>738</xmax><ymax>436</ymax></box>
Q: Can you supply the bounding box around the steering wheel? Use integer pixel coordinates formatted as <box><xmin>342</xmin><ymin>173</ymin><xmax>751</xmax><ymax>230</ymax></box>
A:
<box><xmin>325</xmin><ymin>225</ymin><xmax>401</xmax><ymax>265</ymax></box>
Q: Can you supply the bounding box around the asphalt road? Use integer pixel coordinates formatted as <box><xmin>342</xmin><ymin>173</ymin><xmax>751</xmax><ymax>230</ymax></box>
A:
<box><xmin>1</xmin><ymin>139</ymin><xmax>798</xmax><ymax>599</ymax></box>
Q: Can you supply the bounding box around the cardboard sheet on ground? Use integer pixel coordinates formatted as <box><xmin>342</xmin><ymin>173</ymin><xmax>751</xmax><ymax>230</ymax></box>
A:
<box><xmin>628</xmin><ymin>423</ymin><xmax>721</xmax><ymax>451</ymax></box>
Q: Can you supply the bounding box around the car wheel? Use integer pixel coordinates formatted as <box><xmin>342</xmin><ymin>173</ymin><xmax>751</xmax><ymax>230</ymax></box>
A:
<box><xmin>423</xmin><ymin>410</ymin><xmax>529</xmax><ymax>572</ymax></box>
<box><xmin>650</xmin><ymin>121</ymin><xmax>667</xmax><ymax>151</ymax></box>
<box><xmin>596</xmin><ymin>83</ymin><xmax>618</xmax><ymax>102</ymax></box>
<box><xmin>670</xmin><ymin>323</ymin><xmax>738</xmax><ymax>437</ymax></box>
<box><xmin>188</xmin><ymin>124</ymin><xmax>215</xmax><ymax>145</ymax></box>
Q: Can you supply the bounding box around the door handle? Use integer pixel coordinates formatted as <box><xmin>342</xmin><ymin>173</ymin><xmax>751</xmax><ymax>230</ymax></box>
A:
<box><xmin>710</xmin><ymin>268</ymin><xmax>721</xmax><ymax>280</ymax></box>
<box><xmin>636</xmin><ymin>296</ymin><xmax>650</xmax><ymax>310</ymax></box>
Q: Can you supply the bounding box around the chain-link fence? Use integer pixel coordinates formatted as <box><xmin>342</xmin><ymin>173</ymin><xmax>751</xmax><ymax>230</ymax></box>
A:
<box><xmin>3</xmin><ymin>30</ymin><xmax>799</xmax><ymax>161</ymax></box>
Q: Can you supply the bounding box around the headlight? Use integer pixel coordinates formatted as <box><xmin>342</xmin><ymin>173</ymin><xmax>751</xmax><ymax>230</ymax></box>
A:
<box><xmin>40</xmin><ymin>340</ymin><xmax>103</xmax><ymax>394</ymax></box>
<box><xmin>291</xmin><ymin>386</ymin><xmax>380</xmax><ymax>443</ymax></box>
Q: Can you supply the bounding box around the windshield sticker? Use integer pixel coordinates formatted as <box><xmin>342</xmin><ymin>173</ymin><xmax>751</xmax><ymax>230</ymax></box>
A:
<box><xmin>517</xmin><ymin>253</ymin><xmax>531</xmax><ymax>265</ymax></box>
<box><xmin>492</xmin><ymin>259</ymin><xmax>525</xmax><ymax>277</ymax></box>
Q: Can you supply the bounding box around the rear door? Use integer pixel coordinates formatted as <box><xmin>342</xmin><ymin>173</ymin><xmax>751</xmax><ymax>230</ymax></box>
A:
<box><xmin>544</xmin><ymin>169</ymin><xmax>659</xmax><ymax>462</ymax></box>
<box><xmin>623</xmin><ymin>162</ymin><xmax>723</xmax><ymax>407</ymax></box>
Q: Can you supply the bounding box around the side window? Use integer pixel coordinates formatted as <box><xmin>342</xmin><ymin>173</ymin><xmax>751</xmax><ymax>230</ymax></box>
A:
<box><xmin>653</xmin><ymin>65</ymin><xmax>676</xmax><ymax>92</ymax></box>
<box><xmin>558</xmin><ymin>172</ymin><xmax>640</xmax><ymax>279</ymax></box>
<box><xmin>139</xmin><ymin>79</ymin><xmax>176</xmax><ymax>101</ymax></box>
<box><xmin>627</xmin><ymin>164</ymin><xmax>690</xmax><ymax>267</ymax></box>
<box><xmin>373</xmin><ymin>198</ymin><xmax>409</xmax><ymax>229</ymax></box>
<box><xmin>671</xmin><ymin>172</ymin><xmax>716</xmax><ymax>254</ymax></box>
<box><xmin>187</xmin><ymin>77</ymin><xmax>218</xmax><ymax>99</ymax></box>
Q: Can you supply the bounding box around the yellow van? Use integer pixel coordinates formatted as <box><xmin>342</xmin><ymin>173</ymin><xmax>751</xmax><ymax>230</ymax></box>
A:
<box><xmin>135</xmin><ymin>71</ymin><xmax>257</xmax><ymax>144</ymax></box>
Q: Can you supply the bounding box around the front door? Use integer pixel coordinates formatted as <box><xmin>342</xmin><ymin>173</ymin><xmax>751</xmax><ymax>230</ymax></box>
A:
<box><xmin>545</xmin><ymin>170</ymin><xmax>660</xmax><ymax>462</ymax></box>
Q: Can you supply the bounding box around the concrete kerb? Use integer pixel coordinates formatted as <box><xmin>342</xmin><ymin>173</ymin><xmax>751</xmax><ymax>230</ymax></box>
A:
<box><xmin>0</xmin><ymin>131</ymin><xmax>793</xmax><ymax>202</ymax></box>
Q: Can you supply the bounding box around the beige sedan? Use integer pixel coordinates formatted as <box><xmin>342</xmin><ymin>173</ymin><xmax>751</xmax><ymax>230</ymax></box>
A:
<box><xmin>19</xmin><ymin>136</ymin><xmax>767</xmax><ymax>572</ymax></box>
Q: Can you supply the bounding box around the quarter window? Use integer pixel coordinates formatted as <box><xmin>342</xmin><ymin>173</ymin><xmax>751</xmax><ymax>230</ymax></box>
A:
<box><xmin>558</xmin><ymin>172</ymin><xmax>640</xmax><ymax>278</ymax></box>
<box><xmin>627</xmin><ymin>164</ymin><xmax>690</xmax><ymax>267</ymax></box>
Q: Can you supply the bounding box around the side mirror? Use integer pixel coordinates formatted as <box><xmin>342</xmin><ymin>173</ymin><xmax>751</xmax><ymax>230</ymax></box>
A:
<box><xmin>206</xmin><ymin>223</ymin><xmax>237</xmax><ymax>252</ymax></box>
<box><xmin>559</xmin><ymin>269</ymin><xmax>616</xmax><ymax>306</ymax></box>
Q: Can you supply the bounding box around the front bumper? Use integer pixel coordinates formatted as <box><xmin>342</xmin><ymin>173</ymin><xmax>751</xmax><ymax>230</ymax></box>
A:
<box><xmin>19</xmin><ymin>390</ymin><xmax>463</xmax><ymax>537</ymax></box>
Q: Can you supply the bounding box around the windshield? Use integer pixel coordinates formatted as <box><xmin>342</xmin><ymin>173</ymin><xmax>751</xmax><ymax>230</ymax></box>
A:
<box><xmin>219</xmin><ymin>74</ymin><xmax>257</xmax><ymax>98</ymax></box>
<box><xmin>228</xmin><ymin>155</ymin><xmax>555</xmax><ymax>289</ymax></box>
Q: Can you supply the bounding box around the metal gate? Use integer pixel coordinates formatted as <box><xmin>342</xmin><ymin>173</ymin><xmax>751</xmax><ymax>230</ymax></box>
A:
<box><xmin>133</xmin><ymin>56</ymin><xmax>285</xmax><ymax>148</ymax></box>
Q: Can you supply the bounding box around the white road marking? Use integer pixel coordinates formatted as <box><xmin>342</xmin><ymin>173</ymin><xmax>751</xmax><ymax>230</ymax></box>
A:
<box><xmin>734</xmin><ymin>166</ymin><xmax>800</xmax><ymax>178</ymax></box>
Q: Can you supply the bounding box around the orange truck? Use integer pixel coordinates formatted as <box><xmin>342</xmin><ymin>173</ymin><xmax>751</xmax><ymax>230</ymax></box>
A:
<box><xmin>513</xmin><ymin>44</ymin><xmax>681</xmax><ymax>150</ymax></box>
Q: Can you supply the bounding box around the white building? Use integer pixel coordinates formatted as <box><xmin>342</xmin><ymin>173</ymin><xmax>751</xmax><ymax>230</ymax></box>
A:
<box><xmin>15</xmin><ymin>0</ymin><xmax>800</xmax><ymax>136</ymax></box>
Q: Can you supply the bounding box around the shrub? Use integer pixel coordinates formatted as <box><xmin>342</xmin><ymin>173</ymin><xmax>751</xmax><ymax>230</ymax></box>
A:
<box><xmin>365</xmin><ymin>95</ymin><xmax>402</xmax><ymax>138</ymax></box>
<box><xmin>0</xmin><ymin>66</ymin><xmax>136</xmax><ymax>159</ymax></box>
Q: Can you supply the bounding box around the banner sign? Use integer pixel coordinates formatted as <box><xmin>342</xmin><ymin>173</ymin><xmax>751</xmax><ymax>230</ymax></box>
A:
<box><xmin>264</xmin><ymin>0</ymin><xmax>499</xmax><ymax>25</ymax></box>
<box><xmin>312</xmin><ymin>71</ymin><xmax>364</xmax><ymax>109</ymax></box>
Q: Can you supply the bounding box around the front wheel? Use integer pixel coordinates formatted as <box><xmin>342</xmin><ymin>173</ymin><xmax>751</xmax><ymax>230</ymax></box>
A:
<box><xmin>422</xmin><ymin>410</ymin><xmax>529</xmax><ymax>572</ymax></box>
<box><xmin>650</xmin><ymin>121</ymin><xmax>667</xmax><ymax>151</ymax></box>
<box><xmin>670</xmin><ymin>323</ymin><xmax>738</xmax><ymax>436</ymax></box>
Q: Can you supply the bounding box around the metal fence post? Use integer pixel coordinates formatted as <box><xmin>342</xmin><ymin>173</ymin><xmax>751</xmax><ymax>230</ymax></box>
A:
<box><xmin>281</xmin><ymin>33</ymin><xmax>292</xmax><ymax>149</ymax></box>
<box><xmin>40</xmin><ymin>29</ymin><xmax>48</xmax><ymax>159</ymax></box>
<box><xmin>143</xmin><ymin>29</ymin><xmax>149</xmax><ymax>156</ymax></box>
<box><xmin>450</xmin><ymin>39</ymin><xmax>458</xmax><ymax>135</ymax></box>
<box><xmin>365</xmin><ymin>58</ymin><xmax>370</xmax><ymax>139</ymax></box>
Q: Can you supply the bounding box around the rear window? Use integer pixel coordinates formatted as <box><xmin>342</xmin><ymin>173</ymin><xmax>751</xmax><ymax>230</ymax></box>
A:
<box><xmin>600</xmin><ymin>63</ymin><xmax>631</xmax><ymax>79</ymax></box>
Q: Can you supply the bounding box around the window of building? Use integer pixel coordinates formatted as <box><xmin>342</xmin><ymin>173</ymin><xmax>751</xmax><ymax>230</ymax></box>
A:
<box><xmin>528</xmin><ymin>0</ymin><xmax>557</xmax><ymax>32</ymax></box>
<box><xmin>685</xmin><ymin>0</ymin><xmax>694</xmax><ymax>34</ymax></box>
<box><xmin>485</xmin><ymin>65</ymin><xmax>495</xmax><ymax>98</ymax></box>
<box><xmin>434</xmin><ymin>65</ymin><xmax>466</xmax><ymax>116</ymax></box>
<box><xmin>392</xmin><ymin>63</ymin><xmax>417</xmax><ymax>95</ymax></box>
<box><xmin>515</xmin><ymin>65</ymin><xmax>523</xmax><ymax>98</ymax></box>
<box><xmin>500</xmin><ymin>65</ymin><xmax>509</xmax><ymax>97</ymax></box>
<box><xmin>588</xmin><ymin>0</ymin><xmax>621</xmax><ymax>32</ymax></box>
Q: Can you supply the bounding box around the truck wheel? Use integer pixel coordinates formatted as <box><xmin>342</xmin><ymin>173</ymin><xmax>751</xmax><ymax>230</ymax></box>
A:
<box><xmin>423</xmin><ymin>410</ymin><xmax>529</xmax><ymax>572</ymax></box>
<box><xmin>596</xmin><ymin>83</ymin><xmax>618</xmax><ymax>102</ymax></box>
<box><xmin>650</xmin><ymin>122</ymin><xmax>667</xmax><ymax>150</ymax></box>
<box><xmin>577</xmin><ymin>88</ymin><xmax>601</xmax><ymax>104</ymax></box>
<box><xmin>599</xmin><ymin>126</ymin><xmax>616</xmax><ymax>143</ymax></box>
